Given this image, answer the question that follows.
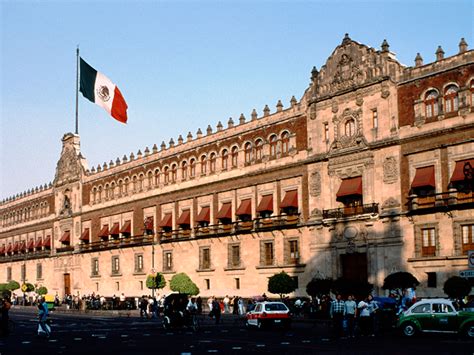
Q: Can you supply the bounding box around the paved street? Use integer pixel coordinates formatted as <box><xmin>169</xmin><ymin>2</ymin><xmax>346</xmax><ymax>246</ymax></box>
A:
<box><xmin>0</xmin><ymin>308</ymin><xmax>473</xmax><ymax>354</ymax></box>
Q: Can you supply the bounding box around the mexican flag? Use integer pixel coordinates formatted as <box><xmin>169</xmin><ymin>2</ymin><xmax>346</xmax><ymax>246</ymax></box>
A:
<box><xmin>79</xmin><ymin>57</ymin><xmax>128</xmax><ymax>124</ymax></box>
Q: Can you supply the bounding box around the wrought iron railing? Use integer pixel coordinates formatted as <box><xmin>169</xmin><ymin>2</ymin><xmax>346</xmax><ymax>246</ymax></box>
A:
<box><xmin>322</xmin><ymin>203</ymin><xmax>379</xmax><ymax>219</ymax></box>
<box><xmin>407</xmin><ymin>190</ymin><xmax>474</xmax><ymax>212</ymax></box>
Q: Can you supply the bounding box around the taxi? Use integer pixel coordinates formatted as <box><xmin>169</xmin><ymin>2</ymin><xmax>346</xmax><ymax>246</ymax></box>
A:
<box><xmin>245</xmin><ymin>301</ymin><xmax>291</xmax><ymax>329</ymax></box>
<box><xmin>397</xmin><ymin>298</ymin><xmax>474</xmax><ymax>338</ymax></box>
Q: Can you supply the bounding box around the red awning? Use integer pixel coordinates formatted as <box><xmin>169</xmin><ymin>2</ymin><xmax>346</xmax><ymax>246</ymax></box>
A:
<box><xmin>12</xmin><ymin>242</ymin><xmax>19</xmax><ymax>252</ymax></box>
<box><xmin>236</xmin><ymin>199</ymin><xmax>252</xmax><ymax>216</ymax></box>
<box><xmin>450</xmin><ymin>159</ymin><xmax>474</xmax><ymax>183</ymax></box>
<box><xmin>411</xmin><ymin>166</ymin><xmax>435</xmax><ymax>189</ymax></box>
<box><xmin>257</xmin><ymin>195</ymin><xmax>273</xmax><ymax>212</ymax></box>
<box><xmin>110</xmin><ymin>222</ymin><xmax>120</xmax><ymax>235</ymax></box>
<box><xmin>337</xmin><ymin>176</ymin><xmax>363</xmax><ymax>200</ymax></box>
<box><xmin>216</xmin><ymin>202</ymin><xmax>232</xmax><ymax>219</ymax></box>
<box><xmin>59</xmin><ymin>231</ymin><xmax>70</xmax><ymax>243</ymax></box>
<box><xmin>20</xmin><ymin>241</ymin><xmax>26</xmax><ymax>252</ymax></box>
<box><xmin>34</xmin><ymin>239</ymin><xmax>43</xmax><ymax>248</ymax></box>
<box><xmin>98</xmin><ymin>225</ymin><xmax>109</xmax><ymax>238</ymax></box>
<box><xmin>158</xmin><ymin>213</ymin><xmax>173</xmax><ymax>228</ymax></box>
<box><xmin>120</xmin><ymin>220</ymin><xmax>131</xmax><ymax>234</ymax></box>
<box><xmin>196</xmin><ymin>206</ymin><xmax>210</xmax><ymax>223</ymax></box>
<box><xmin>177</xmin><ymin>210</ymin><xmax>191</xmax><ymax>225</ymax></box>
<box><xmin>280</xmin><ymin>190</ymin><xmax>298</xmax><ymax>208</ymax></box>
<box><xmin>27</xmin><ymin>239</ymin><xmax>35</xmax><ymax>250</ymax></box>
<box><xmin>80</xmin><ymin>228</ymin><xmax>90</xmax><ymax>241</ymax></box>
<box><xmin>0</xmin><ymin>245</ymin><xmax>5</xmax><ymax>254</ymax></box>
<box><xmin>43</xmin><ymin>236</ymin><xmax>51</xmax><ymax>248</ymax></box>
<box><xmin>144</xmin><ymin>216</ymin><xmax>154</xmax><ymax>230</ymax></box>
<box><xmin>6</xmin><ymin>244</ymin><xmax>12</xmax><ymax>253</ymax></box>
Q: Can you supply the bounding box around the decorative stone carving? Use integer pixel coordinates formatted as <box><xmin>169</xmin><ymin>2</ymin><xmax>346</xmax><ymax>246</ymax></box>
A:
<box><xmin>383</xmin><ymin>156</ymin><xmax>398</xmax><ymax>184</ymax></box>
<box><xmin>54</xmin><ymin>134</ymin><xmax>83</xmax><ymax>187</ymax></box>
<box><xmin>343</xmin><ymin>226</ymin><xmax>358</xmax><ymax>240</ymax></box>
<box><xmin>309</xmin><ymin>171</ymin><xmax>321</xmax><ymax>196</ymax></box>
<box><xmin>328</xmin><ymin>151</ymin><xmax>374</xmax><ymax>178</ymax></box>
<box><xmin>355</xmin><ymin>94</ymin><xmax>364</xmax><ymax>106</ymax></box>
<box><xmin>310</xmin><ymin>208</ymin><xmax>322</xmax><ymax>219</ymax></box>
<box><xmin>382</xmin><ymin>197</ymin><xmax>401</xmax><ymax>210</ymax></box>
<box><xmin>329</xmin><ymin>107</ymin><xmax>368</xmax><ymax>152</ymax></box>
<box><xmin>331</xmin><ymin>100</ymin><xmax>339</xmax><ymax>113</ymax></box>
<box><xmin>381</xmin><ymin>82</ymin><xmax>390</xmax><ymax>99</ymax></box>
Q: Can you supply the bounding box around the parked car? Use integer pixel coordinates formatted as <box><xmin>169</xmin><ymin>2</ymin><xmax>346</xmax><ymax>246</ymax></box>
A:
<box><xmin>245</xmin><ymin>301</ymin><xmax>291</xmax><ymax>329</ymax></box>
<box><xmin>397</xmin><ymin>298</ymin><xmax>474</xmax><ymax>338</ymax></box>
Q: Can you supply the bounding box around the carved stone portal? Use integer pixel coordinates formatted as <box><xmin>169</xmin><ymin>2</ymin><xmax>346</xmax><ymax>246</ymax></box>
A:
<box><xmin>383</xmin><ymin>156</ymin><xmax>398</xmax><ymax>184</ymax></box>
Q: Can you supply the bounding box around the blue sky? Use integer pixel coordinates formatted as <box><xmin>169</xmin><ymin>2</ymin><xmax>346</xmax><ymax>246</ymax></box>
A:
<box><xmin>1</xmin><ymin>0</ymin><xmax>473</xmax><ymax>199</ymax></box>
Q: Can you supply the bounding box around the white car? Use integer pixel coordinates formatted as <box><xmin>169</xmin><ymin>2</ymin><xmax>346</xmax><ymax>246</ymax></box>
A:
<box><xmin>245</xmin><ymin>301</ymin><xmax>291</xmax><ymax>329</ymax></box>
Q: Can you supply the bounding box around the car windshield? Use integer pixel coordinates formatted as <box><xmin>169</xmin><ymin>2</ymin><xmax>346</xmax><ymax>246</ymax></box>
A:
<box><xmin>265</xmin><ymin>303</ymin><xmax>288</xmax><ymax>311</ymax></box>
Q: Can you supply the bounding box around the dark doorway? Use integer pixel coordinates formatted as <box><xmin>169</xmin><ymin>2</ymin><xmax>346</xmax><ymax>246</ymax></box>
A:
<box><xmin>341</xmin><ymin>252</ymin><xmax>368</xmax><ymax>283</ymax></box>
<box><xmin>64</xmin><ymin>273</ymin><xmax>71</xmax><ymax>295</ymax></box>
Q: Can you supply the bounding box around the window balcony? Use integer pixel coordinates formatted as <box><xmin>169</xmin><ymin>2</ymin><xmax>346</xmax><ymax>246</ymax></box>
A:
<box><xmin>322</xmin><ymin>203</ymin><xmax>379</xmax><ymax>219</ymax></box>
<box><xmin>407</xmin><ymin>190</ymin><xmax>474</xmax><ymax>215</ymax></box>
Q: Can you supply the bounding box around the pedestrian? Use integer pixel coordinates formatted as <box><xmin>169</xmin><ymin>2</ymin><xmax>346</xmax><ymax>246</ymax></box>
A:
<box><xmin>367</xmin><ymin>294</ymin><xmax>379</xmax><ymax>336</ymax></box>
<box><xmin>330</xmin><ymin>294</ymin><xmax>346</xmax><ymax>339</ymax></box>
<box><xmin>238</xmin><ymin>297</ymin><xmax>245</xmax><ymax>315</ymax></box>
<box><xmin>357</xmin><ymin>295</ymin><xmax>372</xmax><ymax>336</ymax></box>
<box><xmin>0</xmin><ymin>296</ymin><xmax>12</xmax><ymax>337</ymax></box>
<box><xmin>207</xmin><ymin>296</ymin><xmax>214</xmax><ymax>314</ymax></box>
<box><xmin>119</xmin><ymin>293</ymin><xmax>126</xmax><ymax>310</ymax></box>
<box><xmin>344</xmin><ymin>294</ymin><xmax>357</xmax><ymax>338</ymax></box>
<box><xmin>223</xmin><ymin>295</ymin><xmax>230</xmax><ymax>314</ymax></box>
<box><xmin>196</xmin><ymin>296</ymin><xmax>202</xmax><ymax>314</ymax></box>
<box><xmin>37</xmin><ymin>297</ymin><xmax>51</xmax><ymax>338</ymax></box>
<box><xmin>212</xmin><ymin>298</ymin><xmax>221</xmax><ymax>324</ymax></box>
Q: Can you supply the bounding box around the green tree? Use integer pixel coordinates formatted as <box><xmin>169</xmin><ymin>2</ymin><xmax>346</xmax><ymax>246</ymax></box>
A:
<box><xmin>382</xmin><ymin>271</ymin><xmax>420</xmax><ymax>298</ymax></box>
<box><xmin>0</xmin><ymin>284</ymin><xmax>11</xmax><ymax>298</ymax></box>
<box><xmin>443</xmin><ymin>276</ymin><xmax>471</xmax><ymax>300</ymax></box>
<box><xmin>170</xmin><ymin>273</ymin><xmax>199</xmax><ymax>295</ymax></box>
<box><xmin>146</xmin><ymin>272</ymin><xmax>166</xmax><ymax>290</ymax></box>
<box><xmin>306</xmin><ymin>278</ymin><xmax>333</xmax><ymax>298</ymax></box>
<box><xmin>268</xmin><ymin>271</ymin><xmax>297</xmax><ymax>298</ymax></box>
<box><xmin>6</xmin><ymin>280</ymin><xmax>20</xmax><ymax>291</ymax></box>
<box><xmin>332</xmin><ymin>278</ymin><xmax>373</xmax><ymax>299</ymax></box>
<box><xmin>37</xmin><ymin>286</ymin><xmax>48</xmax><ymax>295</ymax></box>
<box><xmin>25</xmin><ymin>283</ymin><xmax>35</xmax><ymax>292</ymax></box>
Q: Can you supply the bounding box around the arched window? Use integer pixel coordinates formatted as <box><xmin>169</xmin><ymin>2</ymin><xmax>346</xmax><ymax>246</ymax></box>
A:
<box><xmin>190</xmin><ymin>158</ymin><xmax>196</xmax><ymax>178</ymax></box>
<box><xmin>470</xmin><ymin>80</ymin><xmax>474</xmax><ymax>106</ymax></box>
<box><xmin>133</xmin><ymin>176</ymin><xmax>138</xmax><ymax>192</ymax></box>
<box><xmin>281</xmin><ymin>132</ymin><xmax>290</xmax><ymax>154</ymax></box>
<box><xmin>123</xmin><ymin>179</ymin><xmax>129</xmax><ymax>195</ymax></box>
<box><xmin>154</xmin><ymin>169</ymin><xmax>160</xmax><ymax>186</ymax></box>
<box><xmin>425</xmin><ymin>90</ymin><xmax>439</xmax><ymax>118</ymax></box>
<box><xmin>171</xmin><ymin>164</ymin><xmax>177</xmax><ymax>182</ymax></box>
<box><xmin>105</xmin><ymin>184</ymin><xmax>110</xmax><ymax>199</ymax></box>
<box><xmin>344</xmin><ymin>119</ymin><xmax>355</xmax><ymax>137</ymax></box>
<box><xmin>210</xmin><ymin>153</ymin><xmax>216</xmax><ymax>173</ymax></box>
<box><xmin>222</xmin><ymin>149</ymin><xmax>228</xmax><ymax>170</ymax></box>
<box><xmin>138</xmin><ymin>174</ymin><xmax>144</xmax><ymax>191</ymax></box>
<box><xmin>117</xmin><ymin>180</ymin><xmax>123</xmax><ymax>197</ymax></box>
<box><xmin>244</xmin><ymin>142</ymin><xmax>252</xmax><ymax>163</ymax></box>
<box><xmin>231</xmin><ymin>147</ymin><xmax>238</xmax><ymax>168</ymax></box>
<box><xmin>110</xmin><ymin>182</ymin><xmax>115</xmax><ymax>199</ymax></box>
<box><xmin>92</xmin><ymin>187</ymin><xmax>97</xmax><ymax>204</ymax></box>
<box><xmin>269</xmin><ymin>135</ymin><xmax>277</xmax><ymax>157</ymax></box>
<box><xmin>201</xmin><ymin>155</ymin><xmax>207</xmax><ymax>175</ymax></box>
<box><xmin>444</xmin><ymin>85</ymin><xmax>459</xmax><ymax>113</ymax></box>
<box><xmin>98</xmin><ymin>186</ymin><xmax>103</xmax><ymax>202</ymax></box>
<box><xmin>181</xmin><ymin>161</ymin><xmax>188</xmax><ymax>180</ymax></box>
<box><xmin>164</xmin><ymin>166</ymin><xmax>170</xmax><ymax>184</ymax></box>
<box><xmin>147</xmin><ymin>171</ymin><xmax>153</xmax><ymax>189</ymax></box>
<box><xmin>255</xmin><ymin>139</ymin><xmax>263</xmax><ymax>160</ymax></box>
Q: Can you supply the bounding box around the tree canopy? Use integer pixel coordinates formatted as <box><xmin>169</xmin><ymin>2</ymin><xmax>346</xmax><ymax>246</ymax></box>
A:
<box><xmin>332</xmin><ymin>278</ymin><xmax>373</xmax><ymax>298</ymax></box>
<box><xmin>36</xmin><ymin>286</ymin><xmax>48</xmax><ymax>295</ymax></box>
<box><xmin>443</xmin><ymin>276</ymin><xmax>471</xmax><ymax>299</ymax></box>
<box><xmin>6</xmin><ymin>280</ymin><xmax>20</xmax><ymax>291</ymax></box>
<box><xmin>169</xmin><ymin>273</ymin><xmax>199</xmax><ymax>295</ymax></box>
<box><xmin>268</xmin><ymin>271</ymin><xmax>296</xmax><ymax>298</ymax></box>
<box><xmin>382</xmin><ymin>272</ymin><xmax>420</xmax><ymax>292</ymax></box>
<box><xmin>306</xmin><ymin>278</ymin><xmax>333</xmax><ymax>298</ymax></box>
<box><xmin>146</xmin><ymin>272</ymin><xmax>166</xmax><ymax>290</ymax></box>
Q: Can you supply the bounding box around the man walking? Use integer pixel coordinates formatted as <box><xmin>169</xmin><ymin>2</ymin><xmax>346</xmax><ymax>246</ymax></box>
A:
<box><xmin>344</xmin><ymin>294</ymin><xmax>357</xmax><ymax>338</ymax></box>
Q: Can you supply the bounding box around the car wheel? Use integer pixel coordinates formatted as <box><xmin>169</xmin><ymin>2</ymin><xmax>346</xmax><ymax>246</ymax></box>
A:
<box><xmin>402</xmin><ymin>322</ymin><xmax>417</xmax><ymax>337</ymax></box>
<box><xmin>464</xmin><ymin>323</ymin><xmax>474</xmax><ymax>339</ymax></box>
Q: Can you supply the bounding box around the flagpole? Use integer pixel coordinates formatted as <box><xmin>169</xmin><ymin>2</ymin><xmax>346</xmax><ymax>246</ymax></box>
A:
<box><xmin>75</xmin><ymin>46</ymin><xmax>79</xmax><ymax>135</ymax></box>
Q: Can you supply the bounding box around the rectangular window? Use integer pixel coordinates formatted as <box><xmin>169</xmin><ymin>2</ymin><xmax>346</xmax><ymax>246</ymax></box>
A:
<box><xmin>96</xmin><ymin>282</ymin><xmax>99</xmax><ymax>292</ymax></box>
<box><xmin>235</xmin><ymin>278</ymin><xmax>240</xmax><ymax>290</ymax></box>
<box><xmin>427</xmin><ymin>272</ymin><xmax>437</xmax><ymax>288</ymax></box>
<box><xmin>205</xmin><ymin>279</ymin><xmax>210</xmax><ymax>290</ymax></box>
<box><xmin>116</xmin><ymin>282</ymin><xmax>120</xmax><ymax>291</ymax></box>
<box><xmin>135</xmin><ymin>254</ymin><xmax>144</xmax><ymax>273</ymax></box>
<box><xmin>139</xmin><ymin>281</ymin><xmax>143</xmax><ymax>290</ymax></box>
<box><xmin>21</xmin><ymin>264</ymin><xmax>26</xmax><ymax>282</ymax></box>
<box><xmin>372</xmin><ymin>109</ymin><xmax>378</xmax><ymax>129</ymax></box>
<box><xmin>200</xmin><ymin>247</ymin><xmax>211</xmax><ymax>270</ymax></box>
<box><xmin>6</xmin><ymin>267</ymin><xmax>11</xmax><ymax>282</ymax></box>
<box><xmin>263</xmin><ymin>241</ymin><xmax>274</xmax><ymax>266</ymax></box>
<box><xmin>228</xmin><ymin>244</ymin><xmax>241</xmax><ymax>268</ymax></box>
<box><xmin>163</xmin><ymin>251</ymin><xmax>173</xmax><ymax>271</ymax></box>
<box><xmin>462</xmin><ymin>224</ymin><xmax>474</xmax><ymax>254</ymax></box>
<box><xmin>421</xmin><ymin>228</ymin><xmax>436</xmax><ymax>257</ymax></box>
<box><xmin>36</xmin><ymin>263</ymin><xmax>42</xmax><ymax>280</ymax></box>
<box><xmin>91</xmin><ymin>258</ymin><xmax>99</xmax><ymax>276</ymax></box>
<box><xmin>112</xmin><ymin>256</ymin><xmax>120</xmax><ymax>275</ymax></box>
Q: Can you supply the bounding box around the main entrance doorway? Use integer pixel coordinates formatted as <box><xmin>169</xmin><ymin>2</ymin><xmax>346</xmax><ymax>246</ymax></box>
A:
<box><xmin>64</xmin><ymin>273</ymin><xmax>71</xmax><ymax>295</ymax></box>
<box><xmin>341</xmin><ymin>252</ymin><xmax>368</xmax><ymax>283</ymax></box>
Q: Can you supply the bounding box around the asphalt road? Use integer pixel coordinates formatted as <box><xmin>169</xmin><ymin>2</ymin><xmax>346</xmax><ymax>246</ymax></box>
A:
<box><xmin>0</xmin><ymin>308</ymin><xmax>473</xmax><ymax>354</ymax></box>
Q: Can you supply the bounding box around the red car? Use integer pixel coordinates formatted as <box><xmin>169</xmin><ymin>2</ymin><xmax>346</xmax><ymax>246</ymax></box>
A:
<box><xmin>245</xmin><ymin>301</ymin><xmax>291</xmax><ymax>329</ymax></box>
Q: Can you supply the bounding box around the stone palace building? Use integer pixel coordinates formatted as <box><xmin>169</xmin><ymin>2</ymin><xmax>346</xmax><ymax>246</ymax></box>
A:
<box><xmin>1</xmin><ymin>35</ymin><xmax>473</xmax><ymax>298</ymax></box>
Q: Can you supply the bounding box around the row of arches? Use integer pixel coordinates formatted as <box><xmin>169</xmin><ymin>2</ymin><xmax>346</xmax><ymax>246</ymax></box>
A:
<box><xmin>1</xmin><ymin>202</ymin><xmax>50</xmax><ymax>227</ymax></box>
<box><xmin>90</xmin><ymin>131</ymin><xmax>293</xmax><ymax>205</ymax></box>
